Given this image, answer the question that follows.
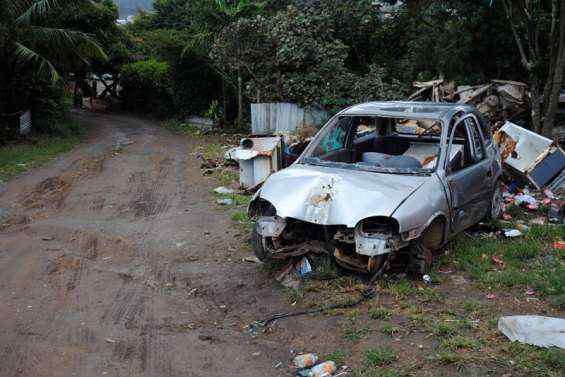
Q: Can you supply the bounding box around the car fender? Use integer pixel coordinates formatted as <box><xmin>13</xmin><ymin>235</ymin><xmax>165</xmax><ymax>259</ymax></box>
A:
<box><xmin>391</xmin><ymin>174</ymin><xmax>450</xmax><ymax>237</ymax></box>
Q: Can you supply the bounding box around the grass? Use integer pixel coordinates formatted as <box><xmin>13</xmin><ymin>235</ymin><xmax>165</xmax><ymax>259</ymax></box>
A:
<box><xmin>216</xmin><ymin>170</ymin><xmax>238</xmax><ymax>186</ymax></box>
<box><xmin>355</xmin><ymin>370</ymin><xmax>399</xmax><ymax>377</ymax></box>
<box><xmin>286</xmin><ymin>287</ymin><xmax>303</xmax><ymax>304</ymax></box>
<box><xmin>380</xmin><ymin>324</ymin><xmax>396</xmax><ymax>336</ymax></box>
<box><xmin>439</xmin><ymin>335</ymin><xmax>478</xmax><ymax>351</ymax></box>
<box><xmin>202</xmin><ymin>143</ymin><xmax>225</xmax><ymax>161</ymax></box>
<box><xmin>325</xmin><ymin>350</ymin><xmax>347</xmax><ymax>367</ymax></box>
<box><xmin>434</xmin><ymin>351</ymin><xmax>468</xmax><ymax>369</ymax></box>
<box><xmin>0</xmin><ymin>119</ymin><xmax>81</xmax><ymax>180</ymax></box>
<box><xmin>230</xmin><ymin>210</ymin><xmax>253</xmax><ymax>238</ymax></box>
<box><xmin>446</xmin><ymin>225</ymin><xmax>565</xmax><ymax>308</ymax></box>
<box><xmin>340</xmin><ymin>311</ymin><xmax>370</xmax><ymax>342</ymax></box>
<box><xmin>366</xmin><ymin>346</ymin><xmax>397</xmax><ymax>366</ymax></box>
<box><xmin>508</xmin><ymin>343</ymin><xmax>565</xmax><ymax>377</ymax></box>
<box><xmin>386</xmin><ymin>280</ymin><xmax>417</xmax><ymax>298</ymax></box>
<box><xmin>161</xmin><ymin>119</ymin><xmax>203</xmax><ymax>135</ymax></box>
<box><xmin>368</xmin><ymin>306</ymin><xmax>391</xmax><ymax>320</ymax></box>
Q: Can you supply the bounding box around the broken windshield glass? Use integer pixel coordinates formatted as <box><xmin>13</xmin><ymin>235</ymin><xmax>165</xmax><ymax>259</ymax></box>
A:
<box><xmin>302</xmin><ymin>115</ymin><xmax>443</xmax><ymax>174</ymax></box>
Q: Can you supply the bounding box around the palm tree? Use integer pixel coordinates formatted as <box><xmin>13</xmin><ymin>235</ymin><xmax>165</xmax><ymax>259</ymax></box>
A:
<box><xmin>0</xmin><ymin>0</ymin><xmax>107</xmax><ymax>117</ymax></box>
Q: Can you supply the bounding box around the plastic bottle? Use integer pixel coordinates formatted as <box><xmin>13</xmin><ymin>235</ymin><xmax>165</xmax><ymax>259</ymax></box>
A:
<box><xmin>310</xmin><ymin>361</ymin><xmax>336</xmax><ymax>377</ymax></box>
<box><xmin>293</xmin><ymin>354</ymin><xmax>318</xmax><ymax>369</ymax></box>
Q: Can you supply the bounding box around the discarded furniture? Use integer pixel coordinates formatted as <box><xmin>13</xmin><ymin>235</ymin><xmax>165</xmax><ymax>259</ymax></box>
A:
<box><xmin>226</xmin><ymin>137</ymin><xmax>282</xmax><ymax>189</ymax></box>
<box><xmin>497</xmin><ymin>121</ymin><xmax>565</xmax><ymax>189</ymax></box>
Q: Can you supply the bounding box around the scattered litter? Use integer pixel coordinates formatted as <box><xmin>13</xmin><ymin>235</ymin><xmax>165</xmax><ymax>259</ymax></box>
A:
<box><xmin>252</xmin><ymin>351</ymin><xmax>261</xmax><ymax>357</ymax></box>
<box><xmin>547</xmin><ymin>205</ymin><xmax>563</xmax><ymax>223</ymax></box>
<box><xmin>486</xmin><ymin>293</ymin><xmax>497</xmax><ymax>300</ymax></box>
<box><xmin>297</xmin><ymin>256</ymin><xmax>312</xmax><ymax>276</ymax></box>
<box><xmin>217</xmin><ymin>198</ymin><xmax>233</xmax><ymax>205</ymax></box>
<box><xmin>525</xmin><ymin>288</ymin><xmax>536</xmax><ymax>296</ymax></box>
<box><xmin>276</xmin><ymin>262</ymin><xmax>300</xmax><ymax>289</ymax></box>
<box><xmin>503</xmin><ymin>229</ymin><xmax>522</xmax><ymax>238</ymax></box>
<box><xmin>498</xmin><ymin>315</ymin><xmax>565</xmax><ymax>349</ymax></box>
<box><xmin>529</xmin><ymin>217</ymin><xmax>546</xmax><ymax>225</ymax></box>
<box><xmin>105</xmin><ymin>338</ymin><xmax>117</xmax><ymax>344</ymax></box>
<box><xmin>422</xmin><ymin>274</ymin><xmax>432</xmax><ymax>284</ymax></box>
<box><xmin>41</xmin><ymin>236</ymin><xmax>54</xmax><ymax>241</ymax></box>
<box><xmin>553</xmin><ymin>240</ymin><xmax>565</xmax><ymax>250</ymax></box>
<box><xmin>214</xmin><ymin>186</ymin><xmax>237</xmax><ymax>194</ymax></box>
<box><xmin>242</xmin><ymin>256</ymin><xmax>263</xmax><ymax>264</ymax></box>
<box><xmin>492</xmin><ymin>256</ymin><xmax>505</xmax><ymax>267</ymax></box>
<box><xmin>542</xmin><ymin>198</ymin><xmax>552</xmax><ymax>205</ymax></box>
<box><xmin>502</xmin><ymin>213</ymin><xmax>512</xmax><ymax>220</ymax></box>
<box><xmin>514</xmin><ymin>194</ymin><xmax>537</xmax><ymax>206</ymax></box>
<box><xmin>310</xmin><ymin>361</ymin><xmax>336</xmax><ymax>377</ymax></box>
<box><xmin>293</xmin><ymin>354</ymin><xmax>318</xmax><ymax>369</ymax></box>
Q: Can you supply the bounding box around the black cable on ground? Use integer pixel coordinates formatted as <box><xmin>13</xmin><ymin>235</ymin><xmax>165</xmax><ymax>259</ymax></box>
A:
<box><xmin>257</xmin><ymin>255</ymin><xmax>391</xmax><ymax>327</ymax></box>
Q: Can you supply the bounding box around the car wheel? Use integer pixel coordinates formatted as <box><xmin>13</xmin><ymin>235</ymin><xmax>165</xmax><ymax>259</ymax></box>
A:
<box><xmin>251</xmin><ymin>224</ymin><xmax>270</xmax><ymax>261</ymax></box>
<box><xmin>486</xmin><ymin>182</ymin><xmax>502</xmax><ymax>220</ymax></box>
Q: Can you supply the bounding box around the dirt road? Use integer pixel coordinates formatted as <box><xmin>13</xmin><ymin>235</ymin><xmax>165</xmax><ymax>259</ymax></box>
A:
<box><xmin>0</xmin><ymin>112</ymin><xmax>316</xmax><ymax>377</ymax></box>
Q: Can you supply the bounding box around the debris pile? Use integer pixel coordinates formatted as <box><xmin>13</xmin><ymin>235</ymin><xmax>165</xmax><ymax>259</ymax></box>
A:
<box><xmin>467</xmin><ymin>183</ymin><xmax>563</xmax><ymax>240</ymax></box>
<box><xmin>408</xmin><ymin>79</ymin><xmax>529</xmax><ymax>124</ymax></box>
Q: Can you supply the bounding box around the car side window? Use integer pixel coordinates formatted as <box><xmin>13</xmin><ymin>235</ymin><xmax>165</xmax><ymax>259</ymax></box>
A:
<box><xmin>465</xmin><ymin>118</ymin><xmax>484</xmax><ymax>162</ymax></box>
<box><xmin>448</xmin><ymin>115</ymin><xmax>485</xmax><ymax>173</ymax></box>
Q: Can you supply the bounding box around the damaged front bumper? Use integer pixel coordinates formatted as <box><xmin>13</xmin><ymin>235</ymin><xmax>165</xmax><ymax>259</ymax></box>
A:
<box><xmin>255</xmin><ymin>216</ymin><xmax>409</xmax><ymax>273</ymax></box>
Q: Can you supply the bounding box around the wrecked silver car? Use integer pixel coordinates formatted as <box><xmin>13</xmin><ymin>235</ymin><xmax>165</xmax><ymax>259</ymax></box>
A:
<box><xmin>248</xmin><ymin>102</ymin><xmax>502</xmax><ymax>275</ymax></box>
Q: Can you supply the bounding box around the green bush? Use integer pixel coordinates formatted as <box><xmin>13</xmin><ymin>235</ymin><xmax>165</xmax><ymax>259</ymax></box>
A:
<box><xmin>120</xmin><ymin>59</ymin><xmax>173</xmax><ymax>115</ymax></box>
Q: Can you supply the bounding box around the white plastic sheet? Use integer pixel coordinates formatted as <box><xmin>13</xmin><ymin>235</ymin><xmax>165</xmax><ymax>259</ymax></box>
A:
<box><xmin>498</xmin><ymin>315</ymin><xmax>565</xmax><ymax>349</ymax></box>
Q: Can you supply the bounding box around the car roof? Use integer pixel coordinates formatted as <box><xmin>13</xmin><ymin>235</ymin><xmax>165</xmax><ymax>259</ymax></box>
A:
<box><xmin>340</xmin><ymin>101</ymin><xmax>476</xmax><ymax>120</ymax></box>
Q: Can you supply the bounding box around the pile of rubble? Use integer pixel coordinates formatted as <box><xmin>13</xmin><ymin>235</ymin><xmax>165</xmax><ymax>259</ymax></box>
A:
<box><xmin>408</xmin><ymin>79</ymin><xmax>529</xmax><ymax>125</ymax></box>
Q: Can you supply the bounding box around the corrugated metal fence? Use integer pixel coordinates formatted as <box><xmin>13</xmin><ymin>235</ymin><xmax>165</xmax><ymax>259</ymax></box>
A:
<box><xmin>251</xmin><ymin>103</ymin><xmax>328</xmax><ymax>135</ymax></box>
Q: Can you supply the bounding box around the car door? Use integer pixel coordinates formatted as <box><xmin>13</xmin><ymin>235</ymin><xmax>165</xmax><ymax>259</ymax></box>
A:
<box><xmin>446</xmin><ymin>114</ymin><xmax>494</xmax><ymax>233</ymax></box>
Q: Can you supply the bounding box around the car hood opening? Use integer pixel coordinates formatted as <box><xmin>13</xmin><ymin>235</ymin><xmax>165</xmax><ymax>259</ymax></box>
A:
<box><xmin>258</xmin><ymin>164</ymin><xmax>428</xmax><ymax>227</ymax></box>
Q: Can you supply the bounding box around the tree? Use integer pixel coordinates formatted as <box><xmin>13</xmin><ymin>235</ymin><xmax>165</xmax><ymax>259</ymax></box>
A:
<box><xmin>502</xmin><ymin>0</ymin><xmax>565</xmax><ymax>137</ymax></box>
<box><xmin>0</xmin><ymin>0</ymin><xmax>106</xmax><ymax>84</ymax></box>
<box><xmin>541</xmin><ymin>0</ymin><xmax>565</xmax><ymax>138</ymax></box>
<box><xmin>0</xmin><ymin>0</ymin><xmax>106</xmax><ymax>118</ymax></box>
<box><xmin>210</xmin><ymin>5</ymin><xmax>403</xmax><ymax>107</ymax></box>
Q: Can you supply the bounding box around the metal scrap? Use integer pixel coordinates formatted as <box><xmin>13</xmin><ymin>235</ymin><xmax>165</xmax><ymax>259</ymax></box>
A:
<box><xmin>408</xmin><ymin>79</ymin><xmax>529</xmax><ymax>124</ymax></box>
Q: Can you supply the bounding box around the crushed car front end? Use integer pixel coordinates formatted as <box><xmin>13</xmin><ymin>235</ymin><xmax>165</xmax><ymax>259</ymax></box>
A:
<box><xmin>248</xmin><ymin>159</ymin><xmax>448</xmax><ymax>274</ymax></box>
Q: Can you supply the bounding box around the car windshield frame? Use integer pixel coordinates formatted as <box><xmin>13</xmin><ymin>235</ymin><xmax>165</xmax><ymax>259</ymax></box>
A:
<box><xmin>299</xmin><ymin>114</ymin><xmax>445</xmax><ymax>175</ymax></box>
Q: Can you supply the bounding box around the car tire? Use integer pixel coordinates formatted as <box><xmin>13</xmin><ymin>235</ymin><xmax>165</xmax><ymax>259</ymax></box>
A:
<box><xmin>485</xmin><ymin>182</ymin><xmax>502</xmax><ymax>220</ymax></box>
<box><xmin>251</xmin><ymin>224</ymin><xmax>270</xmax><ymax>261</ymax></box>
